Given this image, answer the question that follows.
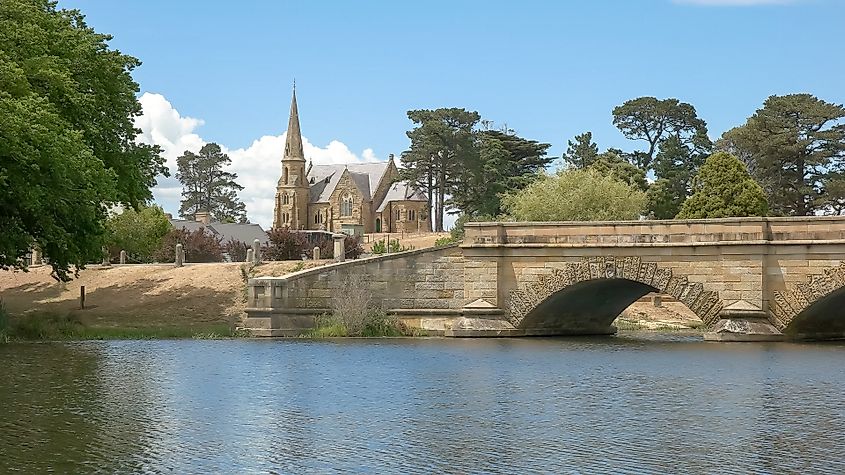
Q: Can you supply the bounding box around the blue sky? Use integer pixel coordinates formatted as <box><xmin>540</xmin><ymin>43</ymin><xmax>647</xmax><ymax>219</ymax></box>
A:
<box><xmin>58</xmin><ymin>0</ymin><xmax>845</xmax><ymax>227</ymax></box>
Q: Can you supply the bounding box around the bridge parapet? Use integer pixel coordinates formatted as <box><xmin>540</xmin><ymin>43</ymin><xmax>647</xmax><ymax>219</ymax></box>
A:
<box><xmin>463</xmin><ymin>216</ymin><xmax>845</xmax><ymax>247</ymax></box>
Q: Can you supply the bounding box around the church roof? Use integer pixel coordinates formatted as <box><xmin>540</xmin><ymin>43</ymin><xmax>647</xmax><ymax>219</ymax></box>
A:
<box><xmin>307</xmin><ymin>162</ymin><xmax>390</xmax><ymax>202</ymax></box>
<box><xmin>169</xmin><ymin>219</ymin><xmax>269</xmax><ymax>245</ymax></box>
<box><xmin>376</xmin><ymin>181</ymin><xmax>428</xmax><ymax>211</ymax></box>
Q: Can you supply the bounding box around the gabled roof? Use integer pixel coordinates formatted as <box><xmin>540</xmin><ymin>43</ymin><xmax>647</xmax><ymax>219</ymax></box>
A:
<box><xmin>376</xmin><ymin>181</ymin><xmax>428</xmax><ymax>211</ymax></box>
<box><xmin>169</xmin><ymin>219</ymin><xmax>269</xmax><ymax>244</ymax></box>
<box><xmin>307</xmin><ymin>162</ymin><xmax>390</xmax><ymax>203</ymax></box>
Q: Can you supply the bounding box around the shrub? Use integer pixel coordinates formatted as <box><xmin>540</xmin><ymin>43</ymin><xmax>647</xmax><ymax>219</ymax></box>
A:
<box><xmin>153</xmin><ymin>227</ymin><xmax>224</xmax><ymax>263</ymax></box>
<box><xmin>435</xmin><ymin>236</ymin><xmax>458</xmax><ymax>247</ymax></box>
<box><xmin>224</xmin><ymin>239</ymin><xmax>249</xmax><ymax>262</ymax></box>
<box><xmin>344</xmin><ymin>235</ymin><xmax>364</xmax><ymax>259</ymax></box>
<box><xmin>502</xmin><ymin>168</ymin><xmax>646</xmax><ymax>221</ymax></box>
<box><xmin>303</xmin><ymin>237</ymin><xmax>333</xmax><ymax>260</ymax></box>
<box><xmin>371</xmin><ymin>239</ymin><xmax>387</xmax><ymax>255</ymax></box>
<box><xmin>262</xmin><ymin>227</ymin><xmax>307</xmax><ymax>261</ymax></box>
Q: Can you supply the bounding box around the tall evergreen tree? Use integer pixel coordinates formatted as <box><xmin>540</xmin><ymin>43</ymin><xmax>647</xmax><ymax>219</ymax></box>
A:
<box><xmin>563</xmin><ymin>131</ymin><xmax>599</xmax><ymax>169</ymax></box>
<box><xmin>400</xmin><ymin>108</ymin><xmax>480</xmax><ymax>231</ymax></box>
<box><xmin>647</xmin><ymin>135</ymin><xmax>706</xmax><ymax>218</ymax></box>
<box><xmin>176</xmin><ymin>143</ymin><xmax>247</xmax><ymax>223</ymax></box>
<box><xmin>451</xmin><ymin>129</ymin><xmax>552</xmax><ymax>217</ymax></box>
<box><xmin>612</xmin><ymin>97</ymin><xmax>711</xmax><ymax>170</ymax></box>
<box><xmin>719</xmin><ymin>94</ymin><xmax>845</xmax><ymax>216</ymax></box>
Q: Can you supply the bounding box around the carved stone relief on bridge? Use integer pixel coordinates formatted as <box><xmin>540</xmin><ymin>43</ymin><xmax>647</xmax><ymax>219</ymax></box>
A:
<box><xmin>507</xmin><ymin>256</ymin><xmax>723</xmax><ymax>327</ymax></box>
<box><xmin>770</xmin><ymin>262</ymin><xmax>845</xmax><ymax>330</ymax></box>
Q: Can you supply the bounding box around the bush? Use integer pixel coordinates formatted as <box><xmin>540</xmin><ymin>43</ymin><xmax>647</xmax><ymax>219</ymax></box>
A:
<box><xmin>344</xmin><ymin>235</ymin><xmax>364</xmax><ymax>259</ymax></box>
<box><xmin>303</xmin><ymin>237</ymin><xmax>333</xmax><ymax>260</ymax></box>
<box><xmin>371</xmin><ymin>238</ymin><xmax>413</xmax><ymax>255</ymax></box>
<box><xmin>153</xmin><ymin>227</ymin><xmax>223</xmax><ymax>263</ymax></box>
<box><xmin>676</xmin><ymin>152</ymin><xmax>769</xmax><ymax>219</ymax></box>
<box><xmin>435</xmin><ymin>236</ymin><xmax>458</xmax><ymax>247</ymax></box>
<box><xmin>224</xmin><ymin>239</ymin><xmax>249</xmax><ymax>262</ymax></box>
<box><xmin>262</xmin><ymin>227</ymin><xmax>307</xmax><ymax>261</ymax></box>
<box><xmin>502</xmin><ymin>168</ymin><xmax>646</xmax><ymax>221</ymax></box>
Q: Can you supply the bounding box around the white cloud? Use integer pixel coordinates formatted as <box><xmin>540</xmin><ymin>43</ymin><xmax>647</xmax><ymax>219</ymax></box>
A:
<box><xmin>135</xmin><ymin>92</ymin><xmax>384</xmax><ymax>228</ymax></box>
<box><xmin>672</xmin><ymin>0</ymin><xmax>797</xmax><ymax>5</ymax></box>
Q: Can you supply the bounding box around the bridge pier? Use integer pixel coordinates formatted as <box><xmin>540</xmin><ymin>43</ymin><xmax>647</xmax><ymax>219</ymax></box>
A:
<box><xmin>704</xmin><ymin>301</ymin><xmax>784</xmax><ymax>342</ymax></box>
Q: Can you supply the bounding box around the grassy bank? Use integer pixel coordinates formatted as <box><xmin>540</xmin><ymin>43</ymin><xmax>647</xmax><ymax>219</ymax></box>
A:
<box><xmin>0</xmin><ymin>308</ymin><xmax>240</xmax><ymax>342</ymax></box>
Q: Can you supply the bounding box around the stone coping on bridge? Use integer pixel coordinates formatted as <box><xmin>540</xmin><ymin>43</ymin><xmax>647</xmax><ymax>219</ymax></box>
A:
<box><xmin>248</xmin><ymin>243</ymin><xmax>461</xmax><ymax>284</ymax></box>
<box><xmin>463</xmin><ymin>216</ymin><xmax>845</xmax><ymax>247</ymax></box>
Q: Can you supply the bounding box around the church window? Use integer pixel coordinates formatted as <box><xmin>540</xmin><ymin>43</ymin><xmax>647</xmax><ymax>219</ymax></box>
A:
<box><xmin>283</xmin><ymin>167</ymin><xmax>289</xmax><ymax>185</ymax></box>
<box><xmin>409</xmin><ymin>210</ymin><xmax>416</xmax><ymax>221</ymax></box>
<box><xmin>341</xmin><ymin>194</ymin><xmax>353</xmax><ymax>217</ymax></box>
<box><xmin>396</xmin><ymin>209</ymin><xmax>402</xmax><ymax>221</ymax></box>
<box><xmin>282</xmin><ymin>193</ymin><xmax>289</xmax><ymax>205</ymax></box>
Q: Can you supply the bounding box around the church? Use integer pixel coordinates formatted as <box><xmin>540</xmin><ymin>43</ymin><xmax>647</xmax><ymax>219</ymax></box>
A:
<box><xmin>273</xmin><ymin>90</ymin><xmax>430</xmax><ymax>234</ymax></box>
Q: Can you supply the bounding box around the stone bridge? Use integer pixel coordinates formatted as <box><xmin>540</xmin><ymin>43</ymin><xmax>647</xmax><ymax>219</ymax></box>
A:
<box><xmin>243</xmin><ymin>217</ymin><xmax>845</xmax><ymax>341</ymax></box>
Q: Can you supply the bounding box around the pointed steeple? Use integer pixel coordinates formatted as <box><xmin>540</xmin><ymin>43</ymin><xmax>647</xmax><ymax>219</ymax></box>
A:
<box><xmin>283</xmin><ymin>86</ymin><xmax>305</xmax><ymax>161</ymax></box>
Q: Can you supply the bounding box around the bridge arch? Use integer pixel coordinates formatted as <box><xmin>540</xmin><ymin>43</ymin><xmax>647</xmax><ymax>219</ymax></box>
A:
<box><xmin>772</xmin><ymin>262</ymin><xmax>845</xmax><ymax>338</ymax></box>
<box><xmin>507</xmin><ymin>257</ymin><xmax>724</xmax><ymax>333</ymax></box>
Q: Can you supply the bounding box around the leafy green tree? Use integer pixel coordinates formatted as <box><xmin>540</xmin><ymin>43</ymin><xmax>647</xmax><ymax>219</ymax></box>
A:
<box><xmin>612</xmin><ymin>97</ymin><xmax>711</xmax><ymax>170</ymax></box>
<box><xmin>452</xmin><ymin>128</ymin><xmax>552</xmax><ymax>217</ymax></box>
<box><xmin>563</xmin><ymin>131</ymin><xmax>599</xmax><ymax>169</ymax></box>
<box><xmin>589</xmin><ymin>149</ymin><xmax>648</xmax><ymax>191</ymax></box>
<box><xmin>676</xmin><ymin>152</ymin><xmax>768</xmax><ymax>219</ymax></box>
<box><xmin>0</xmin><ymin>0</ymin><xmax>166</xmax><ymax>280</ymax></box>
<box><xmin>400</xmin><ymin>108</ymin><xmax>480</xmax><ymax>231</ymax></box>
<box><xmin>645</xmin><ymin>179</ymin><xmax>683</xmax><ymax>219</ymax></box>
<box><xmin>718</xmin><ymin>94</ymin><xmax>845</xmax><ymax>216</ymax></box>
<box><xmin>502</xmin><ymin>168</ymin><xmax>646</xmax><ymax>221</ymax></box>
<box><xmin>106</xmin><ymin>205</ymin><xmax>171</xmax><ymax>263</ymax></box>
<box><xmin>176</xmin><ymin>143</ymin><xmax>247</xmax><ymax>223</ymax></box>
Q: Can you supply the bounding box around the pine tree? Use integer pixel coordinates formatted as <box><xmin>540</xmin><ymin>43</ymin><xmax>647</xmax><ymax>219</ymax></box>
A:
<box><xmin>176</xmin><ymin>143</ymin><xmax>247</xmax><ymax>223</ymax></box>
<box><xmin>564</xmin><ymin>131</ymin><xmax>599</xmax><ymax>169</ymax></box>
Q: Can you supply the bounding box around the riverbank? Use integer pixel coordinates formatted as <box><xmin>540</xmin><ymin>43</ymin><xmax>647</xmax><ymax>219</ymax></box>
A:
<box><xmin>0</xmin><ymin>261</ymin><xmax>328</xmax><ymax>339</ymax></box>
<box><xmin>1</xmin><ymin>262</ymin><xmax>702</xmax><ymax>341</ymax></box>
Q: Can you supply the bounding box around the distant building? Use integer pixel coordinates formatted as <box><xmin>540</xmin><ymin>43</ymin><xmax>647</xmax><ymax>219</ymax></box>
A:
<box><xmin>273</xmin><ymin>89</ymin><xmax>430</xmax><ymax>234</ymax></box>
<box><xmin>169</xmin><ymin>211</ymin><xmax>268</xmax><ymax>245</ymax></box>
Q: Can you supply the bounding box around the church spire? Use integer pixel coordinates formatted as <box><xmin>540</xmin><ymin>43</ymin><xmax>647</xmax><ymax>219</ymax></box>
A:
<box><xmin>283</xmin><ymin>86</ymin><xmax>305</xmax><ymax>161</ymax></box>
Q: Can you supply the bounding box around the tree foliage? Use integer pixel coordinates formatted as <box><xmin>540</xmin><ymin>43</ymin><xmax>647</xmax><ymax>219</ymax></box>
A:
<box><xmin>502</xmin><ymin>168</ymin><xmax>646</xmax><ymax>221</ymax></box>
<box><xmin>176</xmin><ymin>143</ymin><xmax>247</xmax><ymax>223</ymax></box>
<box><xmin>676</xmin><ymin>152</ymin><xmax>768</xmax><ymax>219</ymax></box>
<box><xmin>563</xmin><ymin>131</ymin><xmax>599</xmax><ymax>169</ymax></box>
<box><xmin>223</xmin><ymin>239</ymin><xmax>249</xmax><ymax>262</ymax></box>
<box><xmin>106</xmin><ymin>205</ymin><xmax>171</xmax><ymax>263</ymax></box>
<box><xmin>589</xmin><ymin>149</ymin><xmax>647</xmax><ymax>191</ymax></box>
<box><xmin>0</xmin><ymin>0</ymin><xmax>166</xmax><ymax>280</ymax></box>
<box><xmin>718</xmin><ymin>94</ymin><xmax>845</xmax><ymax>216</ymax></box>
<box><xmin>612</xmin><ymin>97</ymin><xmax>711</xmax><ymax>170</ymax></box>
<box><xmin>453</xmin><ymin>128</ymin><xmax>552</xmax><ymax>217</ymax></box>
<box><xmin>400</xmin><ymin>108</ymin><xmax>479</xmax><ymax>232</ymax></box>
<box><xmin>153</xmin><ymin>227</ymin><xmax>223</xmax><ymax>263</ymax></box>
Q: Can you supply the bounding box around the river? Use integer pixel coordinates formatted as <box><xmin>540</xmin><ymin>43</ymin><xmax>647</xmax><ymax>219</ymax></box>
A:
<box><xmin>1</xmin><ymin>335</ymin><xmax>844</xmax><ymax>473</ymax></box>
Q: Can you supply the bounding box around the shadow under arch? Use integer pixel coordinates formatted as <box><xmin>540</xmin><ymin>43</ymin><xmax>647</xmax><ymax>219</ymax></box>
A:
<box><xmin>507</xmin><ymin>257</ymin><xmax>723</xmax><ymax>336</ymax></box>
<box><xmin>518</xmin><ymin>278</ymin><xmax>658</xmax><ymax>335</ymax></box>
<box><xmin>772</xmin><ymin>263</ymin><xmax>845</xmax><ymax>339</ymax></box>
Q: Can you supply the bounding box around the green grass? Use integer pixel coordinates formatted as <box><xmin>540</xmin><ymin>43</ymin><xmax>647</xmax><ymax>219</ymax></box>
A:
<box><xmin>0</xmin><ymin>311</ymin><xmax>236</xmax><ymax>342</ymax></box>
<box><xmin>302</xmin><ymin>312</ymin><xmax>419</xmax><ymax>338</ymax></box>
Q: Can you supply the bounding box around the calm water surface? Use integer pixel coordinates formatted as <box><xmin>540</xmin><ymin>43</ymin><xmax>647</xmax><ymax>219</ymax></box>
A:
<box><xmin>2</xmin><ymin>335</ymin><xmax>845</xmax><ymax>474</ymax></box>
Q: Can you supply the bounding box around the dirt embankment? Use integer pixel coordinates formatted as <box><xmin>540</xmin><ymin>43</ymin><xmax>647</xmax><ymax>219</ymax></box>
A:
<box><xmin>361</xmin><ymin>232</ymin><xmax>451</xmax><ymax>252</ymax></box>
<box><xmin>0</xmin><ymin>261</ymin><xmax>326</xmax><ymax>330</ymax></box>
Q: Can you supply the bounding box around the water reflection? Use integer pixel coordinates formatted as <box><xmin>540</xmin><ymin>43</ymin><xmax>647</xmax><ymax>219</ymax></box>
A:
<box><xmin>2</xmin><ymin>337</ymin><xmax>845</xmax><ymax>473</ymax></box>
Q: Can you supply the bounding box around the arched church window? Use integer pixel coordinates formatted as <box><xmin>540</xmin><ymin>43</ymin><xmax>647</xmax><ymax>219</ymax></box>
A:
<box><xmin>409</xmin><ymin>210</ymin><xmax>416</xmax><ymax>221</ymax></box>
<box><xmin>282</xmin><ymin>193</ymin><xmax>289</xmax><ymax>205</ymax></box>
<box><xmin>341</xmin><ymin>194</ymin><xmax>353</xmax><ymax>217</ymax></box>
<box><xmin>396</xmin><ymin>209</ymin><xmax>402</xmax><ymax>221</ymax></box>
<box><xmin>283</xmin><ymin>167</ymin><xmax>289</xmax><ymax>185</ymax></box>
